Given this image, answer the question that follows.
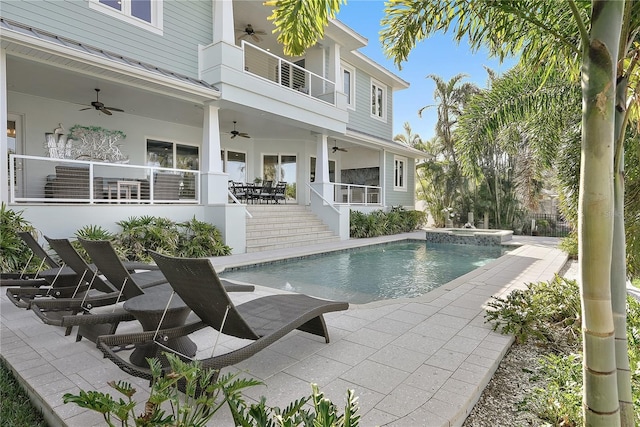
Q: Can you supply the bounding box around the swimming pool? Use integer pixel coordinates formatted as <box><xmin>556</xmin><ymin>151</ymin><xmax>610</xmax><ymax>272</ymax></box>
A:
<box><xmin>220</xmin><ymin>240</ymin><xmax>509</xmax><ymax>304</ymax></box>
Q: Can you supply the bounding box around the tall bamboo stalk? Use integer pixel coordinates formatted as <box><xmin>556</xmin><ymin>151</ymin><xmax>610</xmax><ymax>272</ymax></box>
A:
<box><xmin>578</xmin><ymin>1</ymin><xmax>624</xmax><ymax>425</ymax></box>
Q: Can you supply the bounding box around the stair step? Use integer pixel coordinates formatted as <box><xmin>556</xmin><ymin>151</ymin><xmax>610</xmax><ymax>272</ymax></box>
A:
<box><xmin>244</xmin><ymin>205</ymin><xmax>339</xmax><ymax>252</ymax></box>
<box><xmin>246</xmin><ymin>235</ymin><xmax>341</xmax><ymax>253</ymax></box>
<box><xmin>247</xmin><ymin>230</ymin><xmax>336</xmax><ymax>246</ymax></box>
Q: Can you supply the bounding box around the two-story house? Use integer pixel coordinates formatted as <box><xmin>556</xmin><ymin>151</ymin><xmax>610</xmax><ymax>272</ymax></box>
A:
<box><xmin>0</xmin><ymin>0</ymin><xmax>424</xmax><ymax>253</ymax></box>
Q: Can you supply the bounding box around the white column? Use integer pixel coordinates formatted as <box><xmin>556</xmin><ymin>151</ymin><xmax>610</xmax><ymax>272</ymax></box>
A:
<box><xmin>0</xmin><ymin>49</ymin><xmax>8</xmax><ymax>204</ymax></box>
<box><xmin>212</xmin><ymin>0</ymin><xmax>235</xmax><ymax>44</ymax></box>
<box><xmin>201</xmin><ymin>104</ymin><xmax>228</xmax><ymax>204</ymax></box>
<box><xmin>316</xmin><ymin>133</ymin><xmax>329</xmax><ymax>183</ymax></box>
<box><xmin>312</xmin><ymin>133</ymin><xmax>332</xmax><ymax>202</ymax></box>
<box><xmin>328</xmin><ymin>43</ymin><xmax>342</xmax><ymax>90</ymax></box>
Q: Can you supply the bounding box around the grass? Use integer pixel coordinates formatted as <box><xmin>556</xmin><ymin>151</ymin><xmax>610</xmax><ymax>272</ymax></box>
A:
<box><xmin>0</xmin><ymin>359</ymin><xmax>48</xmax><ymax>427</ymax></box>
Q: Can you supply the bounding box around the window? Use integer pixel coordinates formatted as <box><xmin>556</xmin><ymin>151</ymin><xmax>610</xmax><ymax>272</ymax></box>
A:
<box><xmin>147</xmin><ymin>140</ymin><xmax>199</xmax><ymax>170</ymax></box>
<box><xmin>90</xmin><ymin>0</ymin><xmax>163</xmax><ymax>34</ymax></box>
<box><xmin>221</xmin><ymin>150</ymin><xmax>247</xmax><ymax>182</ymax></box>
<box><xmin>310</xmin><ymin>157</ymin><xmax>336</xmax><ymax>182</ymax></box>
<box><xmin>341</xmin><ymin>63</ymin><xmax>355</xmax><ymax>108</ymax></box>
<box><xmin>394</xmin><ymin>156</ymin><xmax>407</xmax><ymax>191</ymax></box>
<box><xmin>371</xmin><ymin>79</ymin><xmax>386</xmax><ymax>120</ymax></box>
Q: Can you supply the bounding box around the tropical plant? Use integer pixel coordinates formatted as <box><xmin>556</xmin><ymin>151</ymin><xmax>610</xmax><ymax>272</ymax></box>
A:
<box><xmin>177</xmin><ymin>216</ymin><xmax>231</xmax><ymax>257</ymax></box>
<box><xmin>227</xmin><ymin>383</ymin><xmax>361</xmax><ymax>427</ymax></box>
<box><xmin>350</xmin><ymin>207</ymin><xmax>425</xmax><ymax>238</ymax></box>
<box><xmin>0</xmin><ymin>203</ymin><xmax>37</xmax><ymax>273</ymax></box>
<box><xmin>73</xmin><ymin>224</ymin><xmax>120</xmax><ymax>262</ymax></box>
<box><xmin>63</xmin><ymin>353</ymin><xmax>261</xmax><ymax>427</ymax></box>
<box><xmin>393</xmin><ymin>121</ymin><xmax>423</xmax><ymax>149</ymax></box>
<box><xmin>115</xmin><ymin>216</ymin><xmax>180</xmax><ymax>262</ymax></box>
<box><xmin>486</xmin><ymin>276</ymin><xmax>639</xmax><ymax>426</ymax></box>
<box><xmin>485</xmin><ymin>276</ymin><xmax>582</xmax><ymax>346</ymax></box>
<box><xmin>63</xmin><ymin>352</ymin><xmax>361</xmax><ymax>427</ymax></box>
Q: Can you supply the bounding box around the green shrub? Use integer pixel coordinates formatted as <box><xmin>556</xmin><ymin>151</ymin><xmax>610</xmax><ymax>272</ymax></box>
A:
<box><xmin>485</xmin><ymin>276</ymin><xmax>581</xmax><ymax>346</ymax></box>
<box><xmin>113</xmin><ymin>215</ymin><xmax>230</xmax><ymax>262</ymax></box>
<box><xmin>0</xmin><ymin>203</ymin><xmax>37</xmax><ymax>273</ymax></box>
<box><xmin>559</xmin><ymin>231</ymin><xmax>578</xmax><ymax>259</ymax></box>
<box><xmin>487</xmin><ymin>275</ymin><xmax>640</xmax><ymax>426</ymax></box>
<box><xmin>177</xmin><ymin>216</ymin><xmax>231</xmax><ymax>257</ymax></box>
<box><xmin>116</xmin><ymin>216</ymin><xmax>180</xmax><ymax>262</ymax></box>
<box><xmin>529</xmin><ymin>353</ymin><xmax>583</xmax><ymax>426</ymax></box>
<box><xmin>73</xmin><ymin>224</ymin><xmax>121</xmax><ymax>262</ymax></box>
<box><xmin>349</xmin><ymin>207</ymin><xmax>426</xmax><ymax>238</ymax></box>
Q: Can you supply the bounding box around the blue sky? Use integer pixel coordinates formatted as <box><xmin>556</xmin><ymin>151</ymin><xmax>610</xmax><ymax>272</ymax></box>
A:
<box><xmin>335</xmin><ymin>1</ymin><xmax>518</xmax><ymax>142</ymax></box>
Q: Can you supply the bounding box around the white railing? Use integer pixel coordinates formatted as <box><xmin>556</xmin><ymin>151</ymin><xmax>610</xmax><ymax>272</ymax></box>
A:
<box><xmin>9</xmin><ymin>154</ymin><xmax>200</xmax><ymax>204</ymax></box>
<box><xmin>331</xmin><ymin>183</ymin><xmax>382</xmax><ymax>206</ymax></box>
<box><xmin>242</xmin><ymin>41</ymin><xmax>336</xmax><ymax>106</ymax></box>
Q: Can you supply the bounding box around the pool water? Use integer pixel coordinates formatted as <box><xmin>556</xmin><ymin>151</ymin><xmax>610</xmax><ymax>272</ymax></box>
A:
<box><xmin>220</xmin><ymin>241</ymin><xmax>509</xmax><ymax>304</ymax></box>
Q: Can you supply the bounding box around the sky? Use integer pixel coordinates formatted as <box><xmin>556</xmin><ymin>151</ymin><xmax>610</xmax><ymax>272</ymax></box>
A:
<box><xmin>335</xmin><ymin>1</ymin><xmax>518</xmax><ymax>142</ymax></box>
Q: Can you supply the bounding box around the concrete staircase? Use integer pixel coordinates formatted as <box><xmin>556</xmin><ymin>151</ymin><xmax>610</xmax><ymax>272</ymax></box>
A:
<box><xmin>245</xmin><ymin>204</ymin><xmax>340</xmax><ymax>253</ymax></box>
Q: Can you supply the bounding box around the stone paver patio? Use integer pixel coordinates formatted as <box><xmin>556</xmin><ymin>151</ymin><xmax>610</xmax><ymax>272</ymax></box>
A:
<box><xmin>0</xmin><ymin>232</ymin><xmax>567</xmax><ymax>426</ymax></box>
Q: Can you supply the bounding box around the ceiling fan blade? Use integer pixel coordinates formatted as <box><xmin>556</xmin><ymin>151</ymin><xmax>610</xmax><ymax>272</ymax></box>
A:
<box><xmin>230</xmin><ymin>134</ymin><xmax>237</xmax><ymax>139</ymax></box>
<box><xmin>79</xmin><ymin>107</ymin><xmax>92</xmax><ymax>111</ymax></box>
<box><xmin>100</xmin><ymin>107</ymin><xmax>113</xmax><ymax>115</ymax></box>
<box><xmin>105</xmin><ymin>107</ymin><xmax>124</xmax><ymax>112</ymax></box>
<box><xmin>252</xmin><ymin>34</ymin><xmax>262</xmax><ymax>42</ymax></box>
<box><xmin>239</xmin><ymin>133</ymin><xmax>251</xmax><ymax>138</ymax></box>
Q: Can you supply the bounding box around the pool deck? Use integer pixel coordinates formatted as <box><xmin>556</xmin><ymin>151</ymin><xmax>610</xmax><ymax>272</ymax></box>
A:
<box><xmin>0</xmin><ymin>232</ymin><xmax>567</xmax><ymax>427</ymax></box>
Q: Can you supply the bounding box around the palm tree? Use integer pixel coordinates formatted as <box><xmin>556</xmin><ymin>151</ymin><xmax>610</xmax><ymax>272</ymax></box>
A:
<box><xmin>393</xmin><ymin>121</ymin><xmax>423</xmax><ymax>149</ymax></box>
<box><xmin>457</xmin><ymin>66</ymin><xmax>581</xmax><ymax>229</ymax></box>
<box><xmin>420</xmin><ymin>74</ymin><xmax>479</xmax><ymax>165</ymax></box>
<box><xmin>267</xmin><ymin>1</ymin><xmax>635</xmax><ymax>424</ymax></box>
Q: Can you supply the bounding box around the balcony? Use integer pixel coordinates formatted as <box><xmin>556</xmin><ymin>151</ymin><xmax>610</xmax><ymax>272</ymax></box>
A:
<box><xmin>242</xmin><ymin>41</ymin><xmax>337</xmax><ymax>106</ymax></box>
<box><xmin>9</xmin><ymin>155</ymin><xmax>200</xmax><ymax>205</ymax></box>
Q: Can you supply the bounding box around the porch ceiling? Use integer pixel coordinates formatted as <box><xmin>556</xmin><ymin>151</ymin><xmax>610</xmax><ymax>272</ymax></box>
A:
<box><xmin>6</xmin><ymin>55</ymin><xmax>209</xmax><ymax>128</ymax></box>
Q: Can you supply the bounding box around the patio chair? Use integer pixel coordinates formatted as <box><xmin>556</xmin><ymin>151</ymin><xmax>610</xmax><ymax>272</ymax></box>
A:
<box><xmin>272</xmin><ymin>181</ymin><xmax>287</xmax><ymax>204</ymax></box>
<box><xmin>0</xmin><ymin>231</ymin><xmax>78</xmax><ymax>288</ymax></box>
<box><xmin>258</xmin><ymin>180</ymin><xmax>274</xmax><ymax>203</ymax></box>
<box><xmin>95</xmin><ymin>251</ymin><xmax>348</xmax><ymax>383</ymax></box>
<box><xmin>229</xmin><ymin>180</ymin><xmax>246</xmax><ymax>203</ymax></box>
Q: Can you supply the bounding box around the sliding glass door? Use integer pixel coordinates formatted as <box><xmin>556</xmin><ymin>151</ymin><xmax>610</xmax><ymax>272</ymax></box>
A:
<box><xmin>262</xmin><ymin>154</ymin><xmax>297</xmax><ymax>201</ymax></box>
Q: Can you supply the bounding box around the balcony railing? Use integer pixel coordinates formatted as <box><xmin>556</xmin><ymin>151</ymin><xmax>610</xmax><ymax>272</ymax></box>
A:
<box><xmin>8</xmin><ymin>155</ymin><xmax>200</xmax><ymax>204</ymax></box>
<box><xmin>331</xmin><ymin>183</ymin><xmax>382</xmax><ymax>206</ymax></box>
<box><xmin>242</xmin><ymin>41</ymin><xmax>336</xmax><ymax>105</ymax></box>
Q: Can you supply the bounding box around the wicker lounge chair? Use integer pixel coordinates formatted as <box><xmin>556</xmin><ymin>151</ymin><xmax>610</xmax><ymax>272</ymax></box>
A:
<box><xmin>96</xmin><ymin>251</ymin><xmax>348</xmax><ymax>382</ymax></box>
<box><xmin>6</xmin><ymin>236</ymin><xmax>160</xmax><ymax>309</ymax></box>
<box><xmin>28</xmin><ymin>238</ymin><xmax>167</xmax><ymax>341</ymax></box>
<box><xmin>31</xmin><ymin>239</ymin><xmax>253</xmax><ymax>342</ymax></box>
<box><xmin>0</xmin><ymin>231</ymin><xmax>78</xmax><ymax>288</ymax></box>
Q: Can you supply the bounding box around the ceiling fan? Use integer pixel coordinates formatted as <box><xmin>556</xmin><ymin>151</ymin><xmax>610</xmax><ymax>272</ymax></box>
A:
<box><xmin>332</xmin><ymin>141</ymin><xmax>347</xmax><ymax>153</ymax></box>
<box><xmin>79</xmin><ymin>88</ymin><xmax>124</xmax><ymax>115</ymax></box>
<box><xmin>230</xmin><ymin>121</ymin><xmax>250</xmax><ymax>139</ymax></box>
<box><xmin>236</xmin><ymin>24</ymin><xmax>266</xmax><ymax>42</ymax></box>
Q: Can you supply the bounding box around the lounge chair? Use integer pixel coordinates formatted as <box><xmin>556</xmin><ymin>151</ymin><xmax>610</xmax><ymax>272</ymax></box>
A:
<box><xmin>28</xmin><ymin>238</ymin><xmax>165</xmax><ymax>341</ymax></box>
<box><xmin>5</xmin><ymin>237</ymin><xmax>159</xmax><ymax>309</ymax></box>
<box><xmin>0</xmin><ymin>231</ymin><xmax>78</xmax><ymax>288</ymax></box>
<box><xmin>96</xmin><ymin>251</ymin><xmax>348</xmax><ymax>382</ymax></box>
<box><xmin>31</xmin><ymin>239</ymin><xmax>253</xmax><ymax>342</ymax></box>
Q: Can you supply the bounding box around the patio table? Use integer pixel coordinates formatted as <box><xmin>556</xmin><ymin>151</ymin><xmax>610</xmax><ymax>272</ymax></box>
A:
<box><xmin>123</xmin><ymin>285</ymin><xmax>197</xmax><ymax>367</ymax></box>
